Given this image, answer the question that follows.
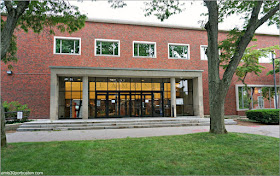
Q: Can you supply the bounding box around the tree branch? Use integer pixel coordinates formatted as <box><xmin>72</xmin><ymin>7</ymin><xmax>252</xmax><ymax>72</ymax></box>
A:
<box><xmin>15</xmin><ymin>1</ymin><xmax>30</xmax><ymax>18</ymax></box>
<box><xmin>221</xmin><ymin>1</ymin><xmax>263</xmax><ymax>92</ymax></box>
<box><xmin>4</xmin><ymin>1</ymin><xmax>14</xmax><ymax>13</ymax></box>
<box><xmin>1</xmin><ymin>1</ymin><xmax>30</xmax><ymax>59</ymax></box>
<box><xmin>256</xmin><ymin>3</ymin><xmax>280</xmax><ymax>29</ymax></box>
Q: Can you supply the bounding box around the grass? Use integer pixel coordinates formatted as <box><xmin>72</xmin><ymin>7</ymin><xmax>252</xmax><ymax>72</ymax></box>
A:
<box><xmin>1</xmin><ymin>133</ymin><xmax>279</xmax><ymax>175</ymax></box>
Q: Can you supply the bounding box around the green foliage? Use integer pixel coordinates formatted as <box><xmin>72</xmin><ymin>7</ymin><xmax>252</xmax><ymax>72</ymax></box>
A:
<box><xmin>3</xmin><ymin>101</ymin><xmax>31</xmax><ymax>121</ymax></box>
<box><xmin>219</xmin><ymin>29</ymin><xmax>247</xmax><ymax>68</ymax></box>
<box><xmin>218</xmin><ymin>1</ymin><xmax>280</xmax><ymax>27</ymax></box>
<box><xmin>221</xmin><ymin>44</ymin><xmax>279</xmax><ymax>83</ymax></box>
<box><xmin>267</xmin><ymin>59</ymin><xmax>280</xmax><ymax>75</ymax></box>
<box><xmin>236</xmin><ymin>45</ymin><xmax>279</xmax><ymax>79</ymax></box>
<box><xmin>108</xmin><ymin>0</ymin><xmax>127</xmax><ymax>9</ymax></box>
<box><xmin>262</xmin><ymin>87</ymin><xmax>279</xmax><ymax>100</ymax></box>
<box><xmin>246</xmin><ymin>109</ymin><xmax>279</xmax><ymax>124</ymax></box>
<box><xmin>3</xmin><ymin>101</ymin><xmax>30</xmax><ymax>112</ymax></box>
<box><xmin>144</xmin><ymin>0</ymin><xmax>185</xmax><ymax>21</ymax></box>
<box><xmin>1</xmin><ymin>0</ymin><xmax>86</xmax><ymax>65</ymax></box>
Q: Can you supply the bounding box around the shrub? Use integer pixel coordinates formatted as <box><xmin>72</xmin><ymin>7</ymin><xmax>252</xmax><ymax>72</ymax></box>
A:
<box><xmin>246</xmin><ymin>109</ymin><xmax>279</xmax><ymax>124</ymax></box>
<box><xmin>3</xmin><ymin>101</ymin><xmax>31</xmax><ymax>122</ymax></box>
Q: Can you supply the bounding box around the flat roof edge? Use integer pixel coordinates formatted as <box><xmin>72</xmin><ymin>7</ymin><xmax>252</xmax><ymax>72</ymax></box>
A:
<box><xmin>86</xmin><ymin>18</ymin><xmax>280</xmax><ymax>36</ymax></box>
<box><xmin>49</xmin><ymin>66</ymin><xmax>204</xmax><ymax>72</ymax></box>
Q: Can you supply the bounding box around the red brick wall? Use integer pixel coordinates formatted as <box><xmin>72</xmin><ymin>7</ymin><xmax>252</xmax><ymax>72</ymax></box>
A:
<box><xmin>1</xmin><ymin>21</ymin><xmax>279</xmax><ymax>118</ymax></box>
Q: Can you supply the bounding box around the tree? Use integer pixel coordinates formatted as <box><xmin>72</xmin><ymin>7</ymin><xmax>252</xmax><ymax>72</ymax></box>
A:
<box><xmin>223</xmin><ymin>45</ymin><xmax>279</xmax><ymax>109</ymax></box>
<box><xmin>144</xmin><ymin>0</ymin><xmax>280</xmax><ymax>134</ymax></box>
<box><xmin>1</xmin><ymin>0</ymin><xmax>86</xmax><ymax>147</ymax></box>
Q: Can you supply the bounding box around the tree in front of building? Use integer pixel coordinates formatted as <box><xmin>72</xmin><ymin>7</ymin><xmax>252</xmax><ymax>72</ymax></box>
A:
<box><xmin>144</xmin><ymin>0</ymin><xmax>280</xmax><ymax>134</ymax></box>
<box><xmin>0</xmin><ymin>0</ymin><xmax>86</xmax><ymax>147</ymax></box>
<box><xmin>221</xmin><ymin>44</ymin><xmax>279</xmax><ymax>110</ymax></box>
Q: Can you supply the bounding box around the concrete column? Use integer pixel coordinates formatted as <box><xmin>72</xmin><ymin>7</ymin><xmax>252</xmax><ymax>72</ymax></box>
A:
<box><xmin>170</xmin><ymin>78</ymin><xmax>176</xmax><ymax>117</ymax></box>
<box><xmin>193</xmin><ymin>76</ymin><xmax>204</xmax><ymax>118</ymax></box>
<box><xmin>50</xmin><ymin>72</ymin><xmax>59</xmax><ymax>120</ymax></box>
<box><xmin>82</xmin><ymin>76</ymin><xmax>89</xmax><ymax>119</ymax></box>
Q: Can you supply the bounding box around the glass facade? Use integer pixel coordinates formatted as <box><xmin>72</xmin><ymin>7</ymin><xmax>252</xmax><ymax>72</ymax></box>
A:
<box><xmin>58</xmin><ymin>77</ymin><xmax>83</xmax><ymax>119</ymax></box>
<box><xmin>58</xmin><ymin>77</ymin><xmax>194</xmax><ymax>119</ymax></box>
<box><xmin>238</xmin><ymin>86</ymin><xmax>280</xmax><ymax>109</ymax></box>
<box><xmin>176</xmin><ymin>79</ymin><xmax>194</xmax><ymax>116</ymax></box>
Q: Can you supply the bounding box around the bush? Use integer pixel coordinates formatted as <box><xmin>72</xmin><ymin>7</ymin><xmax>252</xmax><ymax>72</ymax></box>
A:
<box><xmin>246</xmin><ymin>109</ymin><xmax>279</xmax><ymax>124</ymax></box>
<box><xmin>3</xmin><ymin>101</ymin><xmax>31</xmax><ymax>122</ymax></box>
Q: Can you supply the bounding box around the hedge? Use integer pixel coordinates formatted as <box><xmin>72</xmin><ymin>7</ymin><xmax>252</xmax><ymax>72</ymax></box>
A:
<box><xmin>246</xmin><ymin>109</ymin><xmax>279</xmax><ymax>124</ymax></box>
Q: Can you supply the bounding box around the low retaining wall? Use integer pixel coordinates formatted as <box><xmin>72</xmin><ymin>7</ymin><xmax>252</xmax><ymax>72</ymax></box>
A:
<box><xmin>5</xmin><ymin>123</ymin><xmax>22</xmax><ymax>131</ymax></box>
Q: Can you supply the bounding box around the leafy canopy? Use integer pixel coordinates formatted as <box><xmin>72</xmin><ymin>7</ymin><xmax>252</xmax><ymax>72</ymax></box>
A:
<box><xmin>1</xmin><ymin>0</ymin><xmax>86</xmax><ymax>66</ymax></box>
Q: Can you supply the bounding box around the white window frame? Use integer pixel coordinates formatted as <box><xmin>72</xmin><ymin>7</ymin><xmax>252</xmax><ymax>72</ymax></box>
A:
<box><xmin>168</xmin><ymin>43</ymin><xmax>190</xmax><ymax>60</ymax></box>
<box><xmin>95</xmin><ymin>39</ymin><xmax>120</xmax><ymax>57</ymax></box>
<box><xmin>200</xmin><ymin>45</ymin><xmax>208</xmax><ymax>60</ymax></box>
<box><xmin>133</xmin><ymin>41</ymin><xmax>157</xmax><ymax>58</ymax></box>
<box><xmin>53</xmin><ymin>36</ymin><xmax>81</xmax><ymax>55</ymax></box>
<box><xmin>259</xmin><ymin>51</ymin><xmax>274</xmax><ymax>63</ymax></box>
<box><xmin>235</xmin><ymin>84</ymin><xmax>280</xmax><ymax>111</ymax></box>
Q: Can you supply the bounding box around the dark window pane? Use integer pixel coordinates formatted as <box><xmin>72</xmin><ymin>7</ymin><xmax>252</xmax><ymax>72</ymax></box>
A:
<box><xmin>96</xmin><ymin>41</ymin><xmax>101</xmax><ymax>55</ymax></box>
<box><xmin>96</xmin><ymin>41</ymin><xmax>118</xmax><ymax>56</ymax></box>
<box><xmin>139</xmin><ymin>44</ymin><xmax>149</xmax><ymax>56</ymax></box>
<box><xmin>56</xmin><ymin>39</ymin><xmax>61</xmax><ymax>53</ymax></box>
<box><xmin>134</xmin><ymin>44</ymin><xmax>138</xmax><ymax>56</ymax></box>
<box><xmin>62</xmin><ymin>40</ymin><xmax>75</xmax><ymax>53</ymax></box>
<box><xmin>169</xmin><ymin>45</ymin><xmax>188</xmax><ymax>59</ymax></box>
<box><xmin>75</xmin><ymin>40</ymin><xmax>80</xmax><ymax>54</ymax></box>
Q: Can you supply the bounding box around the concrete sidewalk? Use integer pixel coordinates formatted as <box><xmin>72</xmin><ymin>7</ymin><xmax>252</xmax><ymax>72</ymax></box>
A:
<box><xmin>6</xmin><ymin>125</ymin><xmax>279</xmax><ymax>143</ymax></box>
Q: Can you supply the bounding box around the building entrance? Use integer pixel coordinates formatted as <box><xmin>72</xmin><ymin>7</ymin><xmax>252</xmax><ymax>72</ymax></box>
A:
<box><xmin>58</xmin><ymin>76</ymin><xmax>195</xmax><ymax>119</ymax></box>
<box><xmin>95</xmin><ymin>91</ymin><xmax>163</xmax><ymax>118</ymax></box>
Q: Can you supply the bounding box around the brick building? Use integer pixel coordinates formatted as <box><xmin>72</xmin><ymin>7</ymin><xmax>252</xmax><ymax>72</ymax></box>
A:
<box><xmin>1</xmin><ymin>19</ymin><xmax>279</xmax><ymax>119</ymax></box>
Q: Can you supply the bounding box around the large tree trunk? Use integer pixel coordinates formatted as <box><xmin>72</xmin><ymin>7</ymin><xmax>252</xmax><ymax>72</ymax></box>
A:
<box><xmin>204</xmin><ymin>1</ymin><xmax>227</xmax><ymax>134</ymax></box>
<box><xmin>1</xmin><ymin>99</ymin><xmax>7</xmax><ymax>147</ymax></box>
<box><xmin>203</xmin><ymin>0</ymin><xmax>273</xmax><ymax>134</ymax></box>
<box><xmin>209</xmin><ymin>96</ymin><xmax>227</xmax><ymax>134</ymax></box>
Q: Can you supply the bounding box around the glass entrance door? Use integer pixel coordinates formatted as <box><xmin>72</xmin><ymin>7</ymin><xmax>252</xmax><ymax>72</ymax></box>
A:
<box><xmin>108</xmin><ymin>92</ymin><xmax>119</xmax><ymax>117</ymax></box>
<box><xmin>96</xmin><ymin>93</ymin><xmax>106</xmax><ymax>117</ymax></box>
<box><xmin>120</xmin><ymin>93</ymin><xmax>130</xmax><ymax>117</ymax></box>
<box><xmin>131</xmin><ymin>93</ymin><xmax>141</xmax><ymax>117</ymax></box>
<box><xmin>153</xmin><ymin>92</ymin><xmax>163</xmax><ymax>117</ymax></box>
<box><xmin>95</xmin><ymin>91</ymin><xmax>164</xmax><ymax>118</ymax></box>
<box><xmin>142</xmin><ymin>93</ymin><xmax>152</xmax><ymax>116</ymax></box>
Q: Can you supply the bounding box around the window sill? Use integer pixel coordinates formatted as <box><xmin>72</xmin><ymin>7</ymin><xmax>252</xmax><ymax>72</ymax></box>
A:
<box><xmin>168</xmin><ymin>57</ymin><xmax>189</xmax><ymax>60</ymax></box>
<box><xmin>95</xmin><ymin>54</ymin><xmax>120</xmax><ymax>57</ymax></box>
<box><xmin>54</xmin><ymin>53</ymin><xmax>81</xmax><ymax>56</ymax></box>
<box><xmin>133</xmin><ymin>56</ymin><xmax>156</xmax><ymax>58</ymax></box>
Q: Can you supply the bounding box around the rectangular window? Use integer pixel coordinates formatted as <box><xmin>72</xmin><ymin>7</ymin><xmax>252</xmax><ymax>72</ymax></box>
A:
<box><xmin>54</xmin><ymin>37</ymin><xmax>81</xmax><ymax>55</ymax></box>
<box><xmin>133</xmin><ymin>41</ymin><xmax>156</xmax><ymax>58</ymax></box>
<box><xmin>259</xmin><ymin>52</ymin><xmax>274</xmax><ymax>63</ymax></box>
<box><xmin>258</xmin><ymin>96</ymin><xmax>264</xmax><ymax>109</ymax></box>
<box><xmin>168</xmin><ymin>43</ymin><xmax>190</xmax><ymax>59</ymax></box>
<box><xmin>95</xmin><ymin>39</ymin><xmax>120</xmax><ymax>56</ymax></box>
<box><xmin>238</xmin><ymin>87</ymin><xmax>250</xmax><ymax>110</ymax></box>
<box><xmin>200</xmin><ymin>45</ymin><xmax>208</xmax><ymax>60</ymax></box>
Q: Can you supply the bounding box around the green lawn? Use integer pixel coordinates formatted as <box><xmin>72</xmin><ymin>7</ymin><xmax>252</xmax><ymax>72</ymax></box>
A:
<box><xmin>1</xmin><ymin>133</ymin><xmax>279</xmax><ymax>175</ymax></box>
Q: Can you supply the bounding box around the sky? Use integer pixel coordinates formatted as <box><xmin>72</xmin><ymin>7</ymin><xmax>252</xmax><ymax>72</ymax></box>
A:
<box><xmin>70</xmin><ymin>0</ymin><xmax>279</xmax><ymax>35</ymax></box>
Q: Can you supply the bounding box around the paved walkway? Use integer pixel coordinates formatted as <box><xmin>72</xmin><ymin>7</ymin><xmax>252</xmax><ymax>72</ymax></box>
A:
<box><xmin>6</xmin><ymin>125</ymin><xmax>279</xmax><ymax>143</ymax></box>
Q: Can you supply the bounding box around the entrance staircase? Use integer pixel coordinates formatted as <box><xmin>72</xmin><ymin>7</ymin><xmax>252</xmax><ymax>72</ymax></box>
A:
<box><xmin>17</xmin><ymin>117</ymin><xmax>237</xmax><ymax>131</ymax></box>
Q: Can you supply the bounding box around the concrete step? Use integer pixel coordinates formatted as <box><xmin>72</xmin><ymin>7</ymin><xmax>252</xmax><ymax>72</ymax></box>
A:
<box><xmin>17</xmin><ymin>122</ymin><xmax>211</xmax><ymax>131</ymax></box>
<box><xmin>19</xmin><ymin>121</ymin><xmax>206</xmax><ymax>128</ymax></box>
<box><xmin>16</xmin><ymin>118</ymin><xmax>236</xmax><ymax>131</ymax></box>
<box><xmin>24</xmin><ymin>119</ymin><xmax>209</xmax><ymax>125</ymax></box>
